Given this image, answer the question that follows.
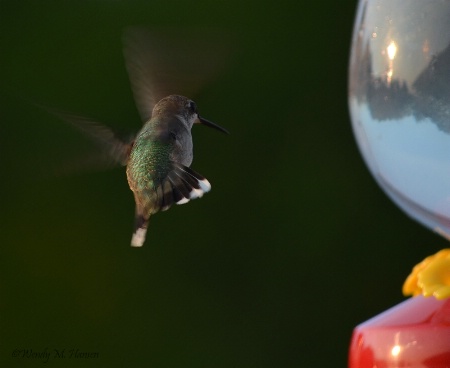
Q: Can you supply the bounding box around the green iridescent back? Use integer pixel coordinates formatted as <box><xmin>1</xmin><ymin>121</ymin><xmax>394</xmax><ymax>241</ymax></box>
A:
<box><xmin>126</xmin><ymin>128</ymin><xmax>173</xmax><ymax>213</ymax></box>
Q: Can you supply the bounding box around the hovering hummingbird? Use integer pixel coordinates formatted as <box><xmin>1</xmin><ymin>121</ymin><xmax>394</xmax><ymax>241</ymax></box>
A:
<box><xmin>48</xmin><ymin>28</ymin><xmax>230</xmax><ymax>247</ymax></box>
<box><xmin>126</xmin><ymin>95</ymin><xmax>228</xmax><ymax>247</ymax></box>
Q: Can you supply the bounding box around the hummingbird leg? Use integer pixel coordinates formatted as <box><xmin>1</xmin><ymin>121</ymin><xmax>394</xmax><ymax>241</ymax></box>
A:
<box><xmin>131</xmin><ymin>211</ymin><xmax>149</xmax><ymax>247</ymax></box>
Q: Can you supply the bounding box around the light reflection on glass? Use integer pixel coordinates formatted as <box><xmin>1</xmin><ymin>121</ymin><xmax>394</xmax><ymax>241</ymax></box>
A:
<box><xmin>390</xmin><ymin>344</ymin><xmax>401</xmax><ymax>357</ymax></box>
<box><xmin>387</xmin><ymin>41</ymin><xmax>397</xmax><ymax>60</ymax></box>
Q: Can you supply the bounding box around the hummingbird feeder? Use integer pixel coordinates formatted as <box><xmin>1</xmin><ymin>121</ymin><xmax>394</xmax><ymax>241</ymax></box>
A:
<box><xmin>348</xmin><ymin>0</ymin><xmax>450</xmax><ymax>366</ymax></box>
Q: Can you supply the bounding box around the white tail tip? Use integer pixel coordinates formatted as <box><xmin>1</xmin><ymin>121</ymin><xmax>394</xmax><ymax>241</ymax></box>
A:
<box><xmin>198</xmin><ymin>178</ymin><xmax>211</xmax><ymax>192</ymax></box>
<box><xmin>131</xmin><ymin>228</ymin><xmax>147</xmax><ymax>247</ymax></box>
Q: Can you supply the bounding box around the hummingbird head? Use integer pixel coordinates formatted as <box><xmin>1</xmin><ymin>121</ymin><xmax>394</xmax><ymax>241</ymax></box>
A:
<box><xmin>152</xmin><ymin>95</ymin><xmax>229</xmax><ymax>134</ymax></box>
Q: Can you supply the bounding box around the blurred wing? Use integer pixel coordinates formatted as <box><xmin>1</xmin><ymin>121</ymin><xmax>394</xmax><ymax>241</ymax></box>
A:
<box><xmin>122</xmin><ymin>26</ymin><xmax>233</xmax><ymax>123</ymax></box>
<box><xmin>42</xmin><ymin>106</ymin><xmax>134</xmax><ymax>167</ymax></box>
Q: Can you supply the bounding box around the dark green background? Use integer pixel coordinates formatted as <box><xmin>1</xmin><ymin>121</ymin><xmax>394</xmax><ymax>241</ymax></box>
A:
<box><xmin>1</xmin><ymin>1</ymin><xmax>447</xmax><ymax>367</ymax></box>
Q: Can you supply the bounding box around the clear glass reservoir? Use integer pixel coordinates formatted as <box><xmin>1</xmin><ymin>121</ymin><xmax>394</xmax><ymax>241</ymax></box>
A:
<box><xmin>349</xmin><ymin>0</ymin><xmax>450</xmax><ymax>239</ymax></box>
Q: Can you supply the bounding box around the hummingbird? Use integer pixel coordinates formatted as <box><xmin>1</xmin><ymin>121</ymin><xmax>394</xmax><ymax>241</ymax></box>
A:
<box><xmin>126</xmin><ymin>95</ymin><xmax>228</xmax><ymax>247</ymax></box>
<box><xmin>46</xmin><ymin>27</ymin><xmax>230</xmax><ymax>247</ymax></box>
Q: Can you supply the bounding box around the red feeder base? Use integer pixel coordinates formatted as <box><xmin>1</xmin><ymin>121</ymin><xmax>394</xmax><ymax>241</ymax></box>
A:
<box><xmin>349</xmin><ymin>296</ymin><xmax>450</xmax><ymax>367</ymax></box>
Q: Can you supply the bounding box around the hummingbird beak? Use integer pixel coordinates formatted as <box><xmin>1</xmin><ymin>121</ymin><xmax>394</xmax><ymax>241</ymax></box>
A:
<box><xmin>198</xmin><ymin>116</ymin><xmax>230</xmax><ymax>134</ymax></box>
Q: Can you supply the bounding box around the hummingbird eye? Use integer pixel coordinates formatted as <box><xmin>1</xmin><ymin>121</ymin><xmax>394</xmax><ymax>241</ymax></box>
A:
<box><xmin>188</xmin><ymin>101</ymin><xmax>198</xmax><ymax>114</ymax></box>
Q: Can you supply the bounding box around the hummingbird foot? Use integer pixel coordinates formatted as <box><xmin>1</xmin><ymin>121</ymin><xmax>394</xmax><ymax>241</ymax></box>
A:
<box><xmin>131</xmin><ymin>228</ymin><xmax>147</xmax><ymax>247</ymax></box>
<box><xmin>131</xmin><ymin>215</ymin><xmax>148</xmax><ymax>247</ymax></box>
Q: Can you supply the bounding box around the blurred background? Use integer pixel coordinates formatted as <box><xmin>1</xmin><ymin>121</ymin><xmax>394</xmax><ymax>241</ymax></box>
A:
<box><xmin>1</xmin><ymin>1</ymin><xmax>448</xmax><ymax>367</ymax></box>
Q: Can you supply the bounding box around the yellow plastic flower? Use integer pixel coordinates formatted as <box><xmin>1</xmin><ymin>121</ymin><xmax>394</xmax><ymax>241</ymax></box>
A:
<box><xmin>403</xmin><ymin>249</ymin><xmax>450</xmax><ymax>300</ymax></box>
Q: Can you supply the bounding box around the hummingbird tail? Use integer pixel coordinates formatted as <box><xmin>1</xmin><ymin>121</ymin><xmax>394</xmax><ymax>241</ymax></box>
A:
<box><xmin>131</xmin><ymin>215</ymin><xmax>148</xmax><ymax>247</ymax></box>
<box><xmin>152</xmin><ymin>163</ymin><xmax>212</xmax><ymax>213</ymax></box>
<box><xmin>164</xmin><ymin>163</ymin><xmax>211</xmax><ymax>206</ymax></box>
